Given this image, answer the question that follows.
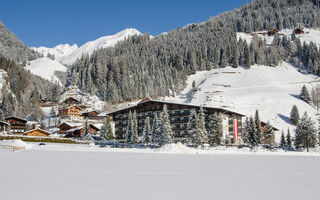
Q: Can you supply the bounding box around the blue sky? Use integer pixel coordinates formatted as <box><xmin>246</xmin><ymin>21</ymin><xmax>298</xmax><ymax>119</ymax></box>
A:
<box><xmin>0</xmin><ymin>0</ymin><xmax>248</xmax><ymax>47</ymax></box>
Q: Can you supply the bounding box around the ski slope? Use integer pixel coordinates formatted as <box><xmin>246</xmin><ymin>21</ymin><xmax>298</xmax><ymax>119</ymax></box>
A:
<box><xmin>31</xmin><ymin>44</ymin><xmax>78</xmax><ymax>61</ymax></box>
<box><xmin>0</xmin><ymin>143</ymin><xmax>319</xmax><ymax>200</ymax></box>
<box><xmin>166</xmin><ymin>62</ymin><xmax>320</xmax><ymax>142</ymax></box>
<box><xmin>25</xmin><ymin>57</ymin><xmax>67</xmax><ymax>84</ymax></box>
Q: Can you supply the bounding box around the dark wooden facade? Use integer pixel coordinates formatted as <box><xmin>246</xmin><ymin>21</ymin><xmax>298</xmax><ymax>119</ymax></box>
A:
<box><xmin>5</xmin><ymin>117</ymin><xmax>27</xmax><ymax>134</ymax></box>
<box><xmin>268</xmin><ymin>29</ymin><xmax>278</xmax><ymax>36</ymax></box>
<box><xmin>107</xmin><ymin>100</ymin><xmax>244</xmax><ymax>144</ymax></box>
<box><xmin>62</xmin><ymin>97</ymin><xmax>80</xmax><ymax>105</ymax></box>
<box><xmin>293</xmin><ymin>28</ymin><xmax>304</xmax><ymax>35</ymax></box>
<box><xmin>65</xmin><ymin>124</ymin><xmax>100</xmax><ymax>138</ymax></box>
<box><xmin>82</xmin><ymin>111</ymin><xmax>100</xmax><ymax>120</ymax></box>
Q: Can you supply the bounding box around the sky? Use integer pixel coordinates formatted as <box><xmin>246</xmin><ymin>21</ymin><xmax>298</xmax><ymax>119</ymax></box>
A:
<box><xmin>0</xmin><ymin>0</ymin><xmax>249</xmax><ymax>47</ymax></box>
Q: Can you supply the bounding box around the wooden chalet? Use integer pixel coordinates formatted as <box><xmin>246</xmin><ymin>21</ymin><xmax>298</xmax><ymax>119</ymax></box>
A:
<box><xmin>0</xmin><ymin>121</ymin><xmax>10</xmax><ymax>133</ymax></box>
<box><xmin>260</xmin><ymin>121</ymin><xmax>278</xmax><ymax>145</ymax></box>
<box><xmin>268</xmin><ymin>29</ymin><xmax>278</xmax><ymax>36</ymax></box>
<box><xmin>23</xmin><ymin>128</ymin><xmax>51</xmax><ymax>137</ymax></box>
<box><xmin>81</xmin><ymin>110</ymin><xmax>100</xmax><ymax>120</ymax></box>
<box><xmin>65</xmin><ymin>124</ymin><xmax>100</xmax><ymax>138</ymax></box>
<box><xmin>57</xmin><ymin>122</ymin><xmax>82</xmax><ymax>134</ymax></box>
<box><xmin>5</xmin><ymin>116</ymin><xmax>27</xmax><ymax>134</ymax></box>
<box><xmin>293</xmin><ymin>28</ymin><xmax>304</xmax><ymax>35</ymax></box>
<box><xmin>62</xmin><ymin>97</ymin><xmax>80</xmax><ymax>105</ymax></box>
<box><xmin>58</xmin><ymin>105</ymin><xmax>84</xmax><ymax>120</ymax></box>
<box><xmin>107</xmin><ymin>99</ymin><xmax>244</xmax><ymax>144</ymax></box>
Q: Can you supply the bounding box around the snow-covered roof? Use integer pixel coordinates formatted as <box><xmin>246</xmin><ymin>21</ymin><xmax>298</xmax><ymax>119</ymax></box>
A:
<box><xmin>23</xmin><ymin>128</ymin><xmax>51</xmax><ymax>135</ymax></box>
<box><xmin>5</xmin><ymin>116</ymin><xmax>27</xmax><ymax>123</ymax></box>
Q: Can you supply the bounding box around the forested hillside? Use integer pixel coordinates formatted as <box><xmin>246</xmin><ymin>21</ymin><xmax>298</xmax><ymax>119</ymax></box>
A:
<box><xmin>68</xmin><ymin>0</ymin><xmax>320</xmax><ymax>103</ymax></box>
<box><xmin>0</xmin><ymin>22</ymin><xmax>40</xmax><ymax>63</ymax></box>
<box><xmin>0</xmin><ymin>56</ymin><xmax>62</xmax><ymax>120</ymax></box>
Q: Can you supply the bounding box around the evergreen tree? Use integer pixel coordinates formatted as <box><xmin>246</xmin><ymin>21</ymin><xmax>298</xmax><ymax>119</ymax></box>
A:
<box><xmin>131</xmin><ymin>111</ymin><xmax>139</xmax><ymax>143</ymax></box>
<box><xmin>242</xmin><ymin>117</ymin><xmax>250</xmax><ymax>144</ymax></box>
<box><xmin>290</xmin><ymin>105</ymin><xmax>300</xmax><ymax>125</ymax></box>
<box><xmin>193</xmin><ymin>107</ymin><xmax>208</xmax><ymax>147</ymax></box>
<box><xmin>280</xmin><ymin>131</ymin><xmax>286</xmax><ymax>148</ymax></box>
<box><xmin>82</xmin><ymin>119</ymin><xmax>93</xmax><ymax>141</ymax></box>
<box><xmin>101</xmin><ymin>117</ymin><xmax>114</xmax><ymax>140</ymax></box>
<box><xmin>125</xmin><ymin>111</ymin><xmax>134</xmax><ymax>143</ymax></box>
<box><xmin>295</xmin><ymin>112</ymin><xmax>317</xmax><ymax>151</ymax></box>
<box><xmin>187</xmin><ymin>109</ymin><xmax>198</xmax><ymax>144</ymax></box>
<box><xmin>300</xmin><ymin>85</ymin><xmax>311</xmax><ymax>104</ymax></box>
<box><xmin>142</xmin><ymin>117</ymin><xmax>152</xmax><ymax>144</ymax></box>
<box><xmin>254</xmin><ymin>110</ymin><xmax>261</xmax><ymax>142</ymax></box>
<box><xmin>208</xmin><ymin>112</ymin><xmax>223</xmax><ymax>146</ymax></box>
<box><xmin>50</xmin><ymin>106</ymin><xmax>55</xmax><ymax>117</ymax></box>
<box><xmin>262</xmin><ymin>121</ymin><xmax>274</xmax><ymax>146</ymax></box>
<box><xmin>247</xmin><ymin>116</ymin><xmax>259</xmax><ymax>148</ymax></box>
<box><xmin>286</xmin><ymin>128</ymin><xmax>292</xmax><ymax>147</ymax></box>
<box><xmin>158</xmin><ymin>105</ymin><xmax>174</xmax><ymax>146</ymax></box>
<box><xmin>151</xmin><ymin>113</ymin><xmax>161</xmax><ymax>145</ymax></box>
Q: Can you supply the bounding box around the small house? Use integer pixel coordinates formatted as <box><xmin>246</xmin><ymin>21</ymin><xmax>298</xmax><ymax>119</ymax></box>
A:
<box><xmin>23</xmin><ymin>128</ymin><xmax>51</xmax><ymax>137</ymax></box>
<box><xmin>0</xmin><ymin>121</ymin><xmax>10</xmax><ymax>133</ymax></box>
<box><xmin>293</xmin><ymin>28</ymin><xmax>304</xmax><ymax>35</ymax></box>
<box><xmin>5</xmin><ymin>116</ymin><xmax>27</xmax><ymax>134</ymax></box>
<box><xmin>57</xmin><ymin>122</ymin><xmax>82</xmax><ymax>134</ymax></box>
<box><xmin>268</xmin><ymin>29</ymin><xmax>278</xmax><ymax>36</ymax></box>
<box><xmin>81</xmin><ymin>110</ymin><xmax>100</xmax><ymax>120</ymax></box>
<box><xmin>65</xmin><ymin>124</ymin><xmax>100</xmax><ymax>138</ymax></box>
<box><xmin>62</xmin><ymin>97</ymin><xmax>80</xmax><ymax>105</ymax></box>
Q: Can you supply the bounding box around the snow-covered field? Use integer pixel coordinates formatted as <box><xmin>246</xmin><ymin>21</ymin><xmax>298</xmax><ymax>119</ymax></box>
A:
<box><xmin>0</xmin><ymin>141</ymin><xmax>319</xmax><ymax>200</ymax></box>
<box><xmin>165</xmin><ymin>62</ymin><xmax>320</xmax><ymax>142</ymax></box>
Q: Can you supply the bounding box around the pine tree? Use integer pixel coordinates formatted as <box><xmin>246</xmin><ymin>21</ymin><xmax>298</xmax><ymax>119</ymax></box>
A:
<box><xmin>151</xmin><ymin>113</ymin><xmax>161</xmax><ymax>145</ymax></box>
<box><xmin>142</xmin><ymin>117</ymin><xmax>151</xmax><ymax>144</ymax></box>
<box><xmin>242</xmin><ymin>117</ymin><xmax>250</xmax><ymax>144</ymax></box>
<box><xmin>208</xmin><ymin>112</ymin><xmax>223</xmax><ymax>146</ymax></box>
<box><xmin>125</xmin><ymin>111</ymin><xmax>134</xmax><ymax>143</ymax></box>
<box><xmin>158</xmin><ymin>105</ymin><xmax>174</xmax><ymax>146</ymax></box>
<box><xmin>193</xmin><ymin>107</ymin><xmax>208</xmax><ymax>147</ymax></box>
<box><xmin>262</xmin><ymin>121</ymin><xmax>274</xmax><ymax>146</ymax></box>
<box><xmin>102</xmin><ymin>117</ymin><xmax>114</xmax><ymax>140</ymax></box>
<box><xmin>280</xmin><ymin>131</ymin><xmax>286</xmax><ymax>148</ymax></box>
<box><xmin>290</xmin><ymin>105</ymin><xmax>300</xmax><ymax>125</ymax></box>
<box><xmin>248</xmin><ymin>116</ymin><xmax>259</xmax><ymax>148</ymax></box>
<box><xmin>187</xmin><ymin>109</ymin><xmax>198</xmax><ymax>144</ymax></box>
<box><xmin>82</xmin><ymin>119</ymin><xmax>93</xmax><ymax>141</ymax></box>
<box><xmin>295</xmin><ymin>112</ymin><xmax>317</xmax><ymax>152</ymax></box>
<box><xmin>131</xmin><ymin>111</ymin><xmax>139</xmax><ymax>144</ymax></box>
<box><xmin>300</xmin><ymin>85</ymin><xmax>311</xmax><ymax>104</ymax></box>
<box><xmin>286</xmin><ymin>128</ymin><xmax>292</xmax><ymax>147</ymax></box>
<box><xmin>254</xmin><ymin>110</ymin><xmax>261</xmax><ymax>142</ymax></box>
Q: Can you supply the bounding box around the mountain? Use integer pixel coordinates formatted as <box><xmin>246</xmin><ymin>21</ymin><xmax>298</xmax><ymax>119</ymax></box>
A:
<box><xmin>31</xmin><ymin>28</ymin><xmax>142</xmax><ymax>66</ymax></box>
<box><xmin>0</xmin><ymin>21</ymin><xmax>40</xmax><ymax>63</ymax></box>
<box><xmin>58</xmin><ymin>28</ymin><xmax>141</xmax><ymax>65</ymax></box>
<box><xmin>31</xmin><ymin>44</ymin><xmax>78</xmax><ymax>61</ymax></box>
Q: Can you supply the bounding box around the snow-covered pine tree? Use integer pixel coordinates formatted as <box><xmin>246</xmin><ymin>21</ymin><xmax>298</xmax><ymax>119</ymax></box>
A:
<box><xmin>295</xmin><ymin>112</ymin><xmax>317</xmax><ymax>152</ymax></box>
<box><xmin>248</xmin><ymin>116</ymin><xmax>259</xmax><ymax>148</ymax></box>
<box><xmin>131</xmin><ymin>110</ymin><xmax>139</xmax><ymax>144</ymax></box>
<box><xmin>125</xmin><ymin>111</ymin><xmax>133</xmax><ymax>143</ymax></box>
<box><xmin>242</xmin><ymin>117</ymin><xmax>250</xmax><ymax>144</ymax></box>
<box><xmin>254</xmin><ymin>110</ymin><xmax>262</xmax><ymax>142</ymax></box>
<box><xmin>105</xmin><ymin>117</ymin><xmax>114</xmax><ymax>140</ymax></box>
<box><xmin>187</xmin><ymin>109</ymin><xmax>198</xmax><ymax>145</ymax></box>
<box><xmin>208</xmin><ymin>112</ymin><xmax>223</xmax><ymax>146</ymax></box>
<box><xmin>50</xmin><ymin>106</ymin><xmax>55</xmax><ymax>117</ymax></box>
<box><xmin>82</xmin><ymin>119</ymin><xmax>93</xmax><ymax>141</ymax></box>
<box><xmin>151</xmin><ymin>113</ymin><xmax>161</xmax><ymax>145</ymax></box>
<box><xmin>193</xmin><ymin>107</ymin><xmax>208</xmax><ymax>147</ymax></box>
<box><xmin>280</xmin><ymin>131</ymin><xmax>286</xmax><ymax>148</ymax></box>
<box><xmin>290</xmin><ymin>105</ymin><xmax>300</xmax><ymax>125</ymax></box>
<box><xmin>158</xmin><ymin>104</ymin><xmax>174</xmax><ymax>146</ymax></box>
<box><xmin>142</xmin><ymin>117</ymin><xmax>151</xmax><ymax>145</ymax></box>
<box><xmin>262</xmin><ymin>121</ymin><xmax>274</xmax><ymax>147</ymax></box>
<box><xmin>286</xmin><ymin>128</ymin><xmax>292</xmax><ymax>147</ymax></box>
<box><xmin>300</xmin><ymin>85</ymin><xmax>311</xmax><ymax>104</ymax></box>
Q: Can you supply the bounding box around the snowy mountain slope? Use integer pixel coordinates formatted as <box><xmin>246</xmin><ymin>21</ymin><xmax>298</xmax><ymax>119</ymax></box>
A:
<box><xmin>237</xmin><ymin>28</ymin><xmax>320</xmax><ymax>48</ymax></box>
<box><xmin>0</xmin><ymin>69</ymin><xmax>7</xmax><ymax>91</ymax></box>
<box><xmin>166</xmin><ymin>62</ymin><xmax>320</xmax><ymax>142</ymax></box>
<box><xmin>25</xmin><ymin>57</ymin><xmax>67</xmax><ymax>84</ymax></box>
<box><xmin>59</xmin><ymin>28</ymin><xmax>141</xmax><ymax>65</ymax></box>
<box><xmin>31</xmin><ymin>44</ymin><xmax>78</xmax><ymax>61</ymax></box>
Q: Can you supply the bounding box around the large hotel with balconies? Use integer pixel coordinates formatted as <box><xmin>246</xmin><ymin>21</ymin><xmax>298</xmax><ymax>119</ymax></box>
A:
<box><xmin>107</xmin><ymin>99</ymin><xmax>245</xmax><ymax>145</ymax></box>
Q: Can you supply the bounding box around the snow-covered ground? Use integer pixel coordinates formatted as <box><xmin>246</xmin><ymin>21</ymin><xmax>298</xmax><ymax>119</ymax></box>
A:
<box><xmin>25</xmin><ymin>57</ymin><xmax>67</xmax><ymax>84</ymax></box>
<box><xmin>165</xmin><ymin>62</ymin><xmax>320</xmax><ymax>142</ymax></box>
<box><xmin>0</xmin><ymin>142</ymin><xmax>319</xmax><ymax>200</ymax></box>
<box><xmin>237</xmin><ymin>28</ymin><xmax>320</xmax><ymax>48</ymax></box>
<box><xmin>31</xmin><ymin>44</ymin><xmax>78</xmax><ymax>61</ymax></box>
<box><xmin>0</xmin><ymin>69</ymin><xmax>7</xmax><ymax>90</ymax></box>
